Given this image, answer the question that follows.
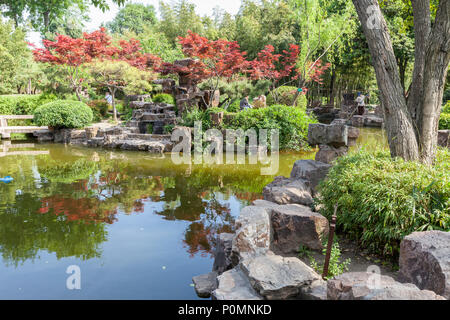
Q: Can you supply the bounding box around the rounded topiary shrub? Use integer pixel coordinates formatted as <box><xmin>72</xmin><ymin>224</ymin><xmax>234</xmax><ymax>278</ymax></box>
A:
<box><xmin>34</xmin><ymin>100</ymin><xmax>93</xmax><ymax>129</ymax></box>
<box><xmin>152</xmin><ymin>93</ymin><xmax>175</xmax><ymax>105</ymax></box>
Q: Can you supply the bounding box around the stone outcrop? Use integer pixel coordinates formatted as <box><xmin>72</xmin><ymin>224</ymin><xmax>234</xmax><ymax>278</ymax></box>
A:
<box><xmin>213</xmin><ymin>233</ymin><xmax>234</xmax><ymax>274</ymax></box>
<box><xmin>212</xmin><ymin>267</ymin><xmax>262</xmax><ymax>300</ymax></box>
<box><xmin>327</xmin><ymin>272</ymin><xmax>445</xmax><ymax>300</ymax></box>
<box><xmin>270</xmin><ymin>204</ymin><xmax>329</xmax><ymax>253</ymax></box>
<box><xmin>262</xmin><ymin>176</ymin><xmax>313</xmax><ymax>206</ymax></box>
<box><xmin>308</xmin><ymin>123</ymin><xmax>348</xmax><ymax>147</ymax></box>
<box><xmin>192</xmin><ymin>272</ymin><xmax>218</xmax><ymax>298</ymax></box>
<box><xmin>290</xmin><ymin>160</ymin><xmax>332</xmax><ymax>193</ymax></box>
<box><xmin>231</xmin><ymin>206</ymin><xmax>272</xmax><ymax>264</ymax></box>
<box><xmin>315</xmin><ymin>144</ymin><xmax>348</xmax><ymax>164</ymax></box>
<box><xmin>307</xmin><ymin>123</ymin><xmax>358</xmax><ymax>164</ymax></box>
<box><xmin>127</xmin><ymin>101</ymin><xmax>177</xmax><ymax>134</ymax></box>
<box><xmin>399</xmin><ymin>231</ymin><xmax>450</xmax><ymax>299</ymax></box>
<box><xmin>240</xmin><ymin>251</ymin><xmax>320</xmax><ymax>300</ymax></box>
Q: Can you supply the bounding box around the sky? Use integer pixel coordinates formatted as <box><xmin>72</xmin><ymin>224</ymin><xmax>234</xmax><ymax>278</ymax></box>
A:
<box><xmin>28</xmin><ymin>0</ymin><xmax>243</xmax><ymax>45</ymax></box>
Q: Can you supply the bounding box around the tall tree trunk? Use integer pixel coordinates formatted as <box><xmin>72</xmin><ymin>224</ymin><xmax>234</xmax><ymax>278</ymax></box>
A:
<box><xmin>43</xmin><ymin>11</ymin><xmax>50</xmax><ymax>31</ymax></box>
<box><xmin>418</xmin><ymin>0</ymin><xmax>450</xmax><ymax>164</ymax></box>
<box><xmin>352</xmin><ymin>0</ymin><xmax>420</xmax><ymax>161</ymax></box>
<box><xmin>408</xmin><ymin>0</ymin><xmax>431</xmax><ymax>138</ymax></box>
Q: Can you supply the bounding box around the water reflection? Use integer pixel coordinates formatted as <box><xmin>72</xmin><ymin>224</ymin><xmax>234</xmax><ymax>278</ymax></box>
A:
<box><xmin>0</xmin><ymin>143</ymin><xmax>286</xmax><ymax>267</ymax></box>
<box><xmin>0</xmin><ymin>128</ymin><xmax>387</xmax><ymax>298</ymax></box>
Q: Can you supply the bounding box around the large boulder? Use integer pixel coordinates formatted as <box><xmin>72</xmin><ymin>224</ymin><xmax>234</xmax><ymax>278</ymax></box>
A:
<box><xmin>231</xmin><ymin>206</ymin><xmax>272</xmax><ymax>264</ymax></box>
<box><xmin>270</xmin><ymin>204</ymin><xmax>329</xmax><ymax>253</ymax></box>
<box><xmin>212</xmin><ymin>267</ymin><xmax>262</xmax><ymax>300</ymax></box>
<box><xmin>192</xmin><ymin>272</ymin><xmax>218</xmax><ymax>298</ymax></box>
<box><xmin>290</xmin><ymin>160</ymin><xmax>332</xmax><ymax>193</ymax></box>
<box><xmin>240</xmin><ymin>252</ymin><xmax>320</xmax><ymax>300</ymax></box>
<box><xmin>327</xmin><ymin>272</ymin><xmax>445</xmax><ymax>300</ymax></box>
<box><xmin>307</xmin><ymin>123</ymin><xmax>348</xmax><ymax>147</ymax></box>
<box><xmin>262</xmin><ymin>176</ymin><xmax>313</xmax><ymax>206</ymax></box>
<box><xmin>399</xmin><ymin>231</ymin><xmax>450</xmax><ymax>299</ymax></box>
<box><xmin>213</xmin><ymin>233</ymin><xmax>235</xmax><ymax>274</ymax></box>
<box><xmin>315</xmin><ymin>145</ymin><xmax>348</xmax><ymax>164</ymax></box>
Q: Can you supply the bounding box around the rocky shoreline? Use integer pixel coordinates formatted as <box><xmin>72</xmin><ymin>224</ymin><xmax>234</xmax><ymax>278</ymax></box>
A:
<box><xmin>192</xmin><ymin>158</ymin><xmax>449</xmax><ymax>300</ymax></box>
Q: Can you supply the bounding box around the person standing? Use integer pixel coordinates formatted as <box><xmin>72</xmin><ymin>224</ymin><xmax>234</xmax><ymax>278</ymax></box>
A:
<box><xmin>355</xmin><ymin>92</ymin><xmax>366</xmax><ymax>115</ymax></box>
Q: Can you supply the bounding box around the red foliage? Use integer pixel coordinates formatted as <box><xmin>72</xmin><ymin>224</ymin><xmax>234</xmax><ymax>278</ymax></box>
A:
<box><xmin>31</xmin><ymin>27</ymin><xmax>160</xmax><ymax>72</ymax></box>
<box><xmin>160</xmin><ymin>31</ymin><xmax>247</xmax><ymax>83</ymax></box>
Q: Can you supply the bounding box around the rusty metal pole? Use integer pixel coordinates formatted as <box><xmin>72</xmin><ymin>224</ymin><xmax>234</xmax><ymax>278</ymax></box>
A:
<box><xmin>322</xmin><ymin>204</ymin><xmax>338</xmax><ymax>279</ymax></box>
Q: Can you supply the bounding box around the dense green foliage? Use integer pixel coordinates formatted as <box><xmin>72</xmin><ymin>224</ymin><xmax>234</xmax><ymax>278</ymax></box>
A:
<box><xmin>152</xmin><ymin>93</ymin><xmax>175</xmax><ymax>105</ymax></box>
<box><xmin>34</xmin><ymin>100</ymin><xmax>93</xmax><ymax>128</ymax></box>
<box><xmin>0</xmin><ymin>94</ymin><xmax>57</xmax><ymax>115</ymax></box>
<box><xmin>179</xmin><ymin>104</ymin><xmax>316</xmax><ymax>150</ymax></box>
<box><xmin>440</xmin><ymin>102</ymin><xmax>450</xmax><ymax>130</ymax></box>
<box><xmin>266</xmin><ymin>86</ymin><xmax>307</xmax><ymax>108</ymax></box>
<box><xmin>88</xmin><ymin>99</ymin><xmax>109</xmax><ymax>122</ymax></box>
<box><xmin>317</xmin><ymin>149</ymin><xmax>450</xmax><ymax>257</ymax></box>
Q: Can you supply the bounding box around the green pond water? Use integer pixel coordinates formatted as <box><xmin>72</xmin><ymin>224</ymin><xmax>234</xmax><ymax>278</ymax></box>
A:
<box><xmin>0</xmin><ymin>128</ymin><xmax>387</xmax><ymax>299</ymax></box>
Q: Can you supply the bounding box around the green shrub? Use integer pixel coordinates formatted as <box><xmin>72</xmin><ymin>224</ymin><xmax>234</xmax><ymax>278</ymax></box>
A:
<box><xmin>0</xmin><ymin>94</ymin><xmax>57</xmax><ymax>115</ymax></box>
<box><xmin>317</xmin><ymin>149</ymin><xmax>450</xmax><ymax>257</ymax></box>
<box><xmin>227</xmin><ymin>104</ymin><xmax>317</xmax><ymax>150</ymax></box>
<box><xmin>266</xmin><ymin>86</ymin><xmax>306</xmax><ymax>108</ymax></box>
<box><xmin>34</xmin><ymin>100</ymin><xmax>93</xmax><ymax>129</ymax></box>
<box><xmin>442</xmin><ymin>100</ymin><xmax>450</xmax><ymax>114</ymax></box>
<box><xmin>179</xmin><ymin>107</ymin><xmax>211</xmax><ymax>130</ymax></box>
<box><xmin>440</xmin><ymin>102</ymin><xmax>450</xmax><ymax>129</ymax></box>
<box><xmin>88</xmin><ymin>100</ymin><xmax>109</xmax><ymax>122</ymax></box>
<box><xmin>439</xmin><ymin>113</ymin><xmax>450</xmax><ymax>130</ymax></box>
<box><xmin>153</xmin><ymin>93</ymin><xmax>175</xmax><ymax>105</ymax></box>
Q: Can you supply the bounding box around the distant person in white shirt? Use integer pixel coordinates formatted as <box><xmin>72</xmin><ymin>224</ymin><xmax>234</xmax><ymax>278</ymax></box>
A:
<box><xmin>105</xmin><ymin>92</ymin><xmax>113</xmax><ymax>106</ymax></box>
<box><xmin>355</xmin><ymin>92</ymin><xmax>367</xmax><ymax>115</ymax></box>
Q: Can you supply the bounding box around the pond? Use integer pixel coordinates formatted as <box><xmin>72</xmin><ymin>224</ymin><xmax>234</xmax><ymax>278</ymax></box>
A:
<box><xmin>0</xmin><ymin>128</ymin><xmax>387</xmax><ymax>299</ymax></box>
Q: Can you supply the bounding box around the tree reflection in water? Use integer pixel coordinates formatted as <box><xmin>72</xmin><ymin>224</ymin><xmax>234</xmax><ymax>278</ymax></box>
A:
<box><xmin>0</xmin><ymin>145</ymin><xmax>274</xmax><ymax>266</ymax></box>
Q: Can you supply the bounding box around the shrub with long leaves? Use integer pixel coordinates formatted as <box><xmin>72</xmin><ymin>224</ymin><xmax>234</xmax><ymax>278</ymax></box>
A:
<box><xmin>317</xmin><ymin>149</ymin><xmax>450</xmax><ymax>257</ymax></box>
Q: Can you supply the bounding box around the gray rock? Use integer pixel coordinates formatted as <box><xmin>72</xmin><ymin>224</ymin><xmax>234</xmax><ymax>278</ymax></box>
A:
<box><xmin>364</xmin><ymin>115</ymin><xmax>383</xmax><ymax>128</ymax></box>
<box><xmin>315</xmin><ymin>145</ymin><xmax>348</xmax><ymax>164</ymax></box>
<box><xmin>212</xmin><ymin>267</ymin><xmax>263</xmax><ymax>300</ymax></box>
<box><xmin>290</xmin><ymin>160</ymin><xmax>332</xmax><ymax>193</ymax></box>
<box><xmin>308</xmin><ymin>123</ymin><xmax>348</xmax><ymax>147</ymax></box>
<box><xmin>262</xmin><ymin>176</ymin><xmax>313</xmax><ymax>206</ymax></box>
<box><xmin>270</xmin><ymin>204</ymin><xmax>329</xmax><ymax>253</ymax></box>
<box><xmin>213</xmin><ymin>233</ymin><xmax>235</xmax><ymax>274</ymax></box>
<box><xmin>327</xmin><ymin>272</ymin><xmax>445</xmax><ymax>300</ymax></box>
<box><xmin>231</xmin><ymin>206</ymin><xmax>272</xmax><ymax>264</ymax></box>
<box><xmin>300</xmin><ymin>279</ymin><xmax>328</xmax><ymax>300</ymax></box>
<box><xmin>252</xmin><ymin>199</ymin><xmax>280</xmax><ymax>209</ymax></box>
<box><xmin>438</xmin><ymin>130</ymin><xmax>449</xmax><ymax>148</ymax></box>
<box><xmin>347</xmin><ymin>126</ymin><xmax>360</xmax><ymax>139</ymax></box>
<box><xmin>192</xmin><ymin>272</ymin><xmax>218</xmax><ymax>298</ymax></box>
<box><xmin>351</xmin><ymin>115</ymin><xmax>365</xmax><ymax>127</ymax></box>
<box><xmin>240</xmin><ymin>252</ymin><xmax>320</xmax><ymax>300</ymax></box>
<box><xmin>399</xmin><ymin>231</ymin><xmax>450</xmax><ymax>299</ymax></box>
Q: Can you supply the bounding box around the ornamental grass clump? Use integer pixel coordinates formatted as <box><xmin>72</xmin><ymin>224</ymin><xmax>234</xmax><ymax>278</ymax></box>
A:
<box><xmin>317</xmin><ymin>148</ymin><xmax>450</xmax><ymax>257</ymax></box>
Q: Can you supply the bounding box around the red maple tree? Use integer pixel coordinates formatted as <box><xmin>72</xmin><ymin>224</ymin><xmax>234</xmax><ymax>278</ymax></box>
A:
<box><xmin>31</xmin><ymin>28</ymin><xmax>160</xmax><ymax>100</ymax></box>
<box><xmin>160</xmin><ymin>31</ymin><xmax>248</xmax><ymax>106</ymax></box>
